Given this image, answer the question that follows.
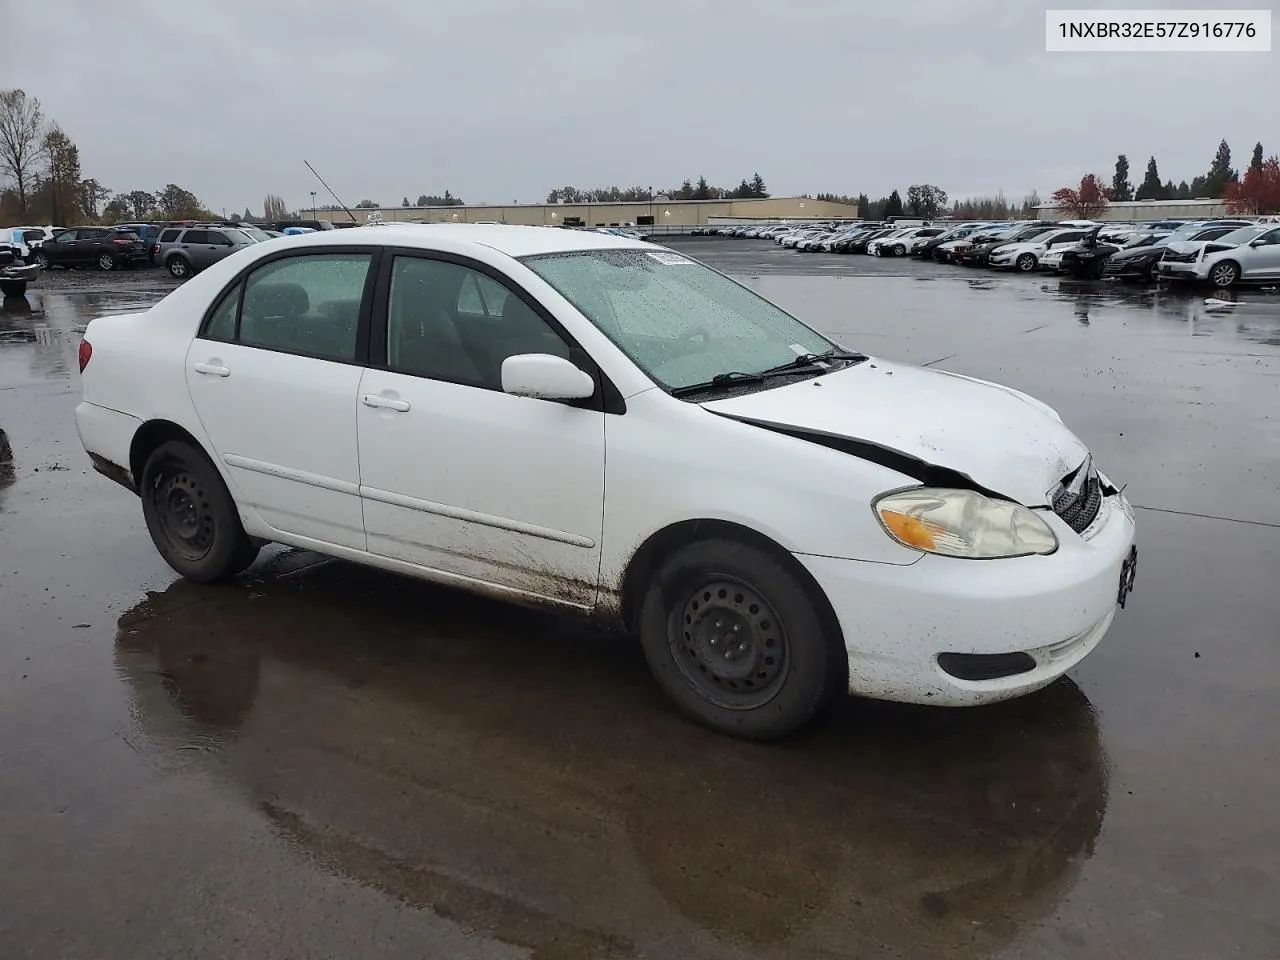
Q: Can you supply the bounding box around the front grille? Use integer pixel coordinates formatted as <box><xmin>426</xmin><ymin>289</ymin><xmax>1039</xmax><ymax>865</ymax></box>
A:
<box><xmin>1162</xmin><ymin>250</ymin><xmax>1196</xmax><ymax>263</ymax></box>
<box><xmin>1052</xmin><ymin>460</ymin><xmax>1103</xmax><ymax>534</ymax></box>
<box><xmin>1103</xmin><ymin>259</ymin><xmax>1134</xmax><ymax>275</ymax></box>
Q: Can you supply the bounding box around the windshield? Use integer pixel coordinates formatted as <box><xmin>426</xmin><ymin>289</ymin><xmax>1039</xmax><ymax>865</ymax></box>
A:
<box><xmin>522</xmin><ymin>249</ymin><xmax>837</xmax><ymax>391</ymax></box>
<box><xmin>1122</xmin><ymin>233</ymin><xmax>1164</xmax><ymax>248</ymax></box>
<box><xmin>1215</xmin><ymin>226</ymin><xmax>1267</xmax><ymax>245</ymax></box>
<box><xmin>235</xmin><ymin>226</ymin><xmax>271</xmax><ymax>242</ymax></box>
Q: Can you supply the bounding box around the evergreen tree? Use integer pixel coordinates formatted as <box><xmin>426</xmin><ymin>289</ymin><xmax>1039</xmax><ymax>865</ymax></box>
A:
<box><xmin>1176</xmin><ymin>180</ymin><xmax>1191</xmax><ymax>200</ymax></box>
<box><xmin>1203</xmin><ymin>139</ymin><xmax>1237</xmax><ymax>197</ymax></box>
<box><xmin>856</xmin><ymin>193</ymin><xmax>870</xmax><ymax>218</ymax></box>
<box><xmin>749</xmin><ymin>172</ymin><xmax>767</xmax><ymax>198</ymax></box>
<box><xmin>884</xmin><ymin>189</ymin><xmax>904</xmax><ymax>218</ymax></box>
<box><xmin>1135</xmin><ymin>156</ymin><xmax>1163</xmax><ymax>200</ymax></box>
<box><xmin>402</xmin><ymin>196</ymin><xmax>410</xmax><ymax>207</ymax></box>
<box><xmin>1250</xmin><ymin>142</ymin><xmax>1264</xmax><ymax>174</ymax></box>
<box><xmin>691</xmin><ymin>175</ymin><xmax>711</xmax><ymax>200</ymax></box>
<box><xmin>1110</xmin><ymin>154</ymin><xmax>1133</xmax><ymax>202</ymax></box>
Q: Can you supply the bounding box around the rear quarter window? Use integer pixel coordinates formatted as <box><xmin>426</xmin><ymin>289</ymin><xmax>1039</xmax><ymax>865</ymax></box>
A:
<box><xmin>159</xmin><ymin>229</ymin><xmax>180</xmax><ymax>242</ymax></box>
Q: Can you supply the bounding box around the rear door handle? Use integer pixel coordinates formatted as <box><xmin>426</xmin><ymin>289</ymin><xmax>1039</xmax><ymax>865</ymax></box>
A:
<box><xmin>362</xmin><ymin>394</ymin><xmax>410</xmax><ymax>412</ymax></box>
<box><xmin>193</xmin><ymin>362</ymin><xmax>230</xmax><ymax>377</ymax></box>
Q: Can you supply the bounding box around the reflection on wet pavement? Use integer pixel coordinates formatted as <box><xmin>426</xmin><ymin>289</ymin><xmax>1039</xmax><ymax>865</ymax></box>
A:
<box><xmin>2</xmin><ymin>262</ymin><xmax>1279</xmax><ymax>958</ymax></box>
<box><xmin>114</xmin><ymin>556</ymin><xmax>1108</xmax><ymax>957</ymax></box>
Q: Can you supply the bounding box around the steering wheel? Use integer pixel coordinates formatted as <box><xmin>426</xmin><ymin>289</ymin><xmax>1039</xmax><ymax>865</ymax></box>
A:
<box><xmin>675</xmin><ymin>325</ymin><xmax>711</xmax><ymax>343</ymax></box>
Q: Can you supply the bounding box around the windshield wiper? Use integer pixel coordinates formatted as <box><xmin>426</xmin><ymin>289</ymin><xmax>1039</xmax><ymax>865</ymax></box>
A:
<box><xmin>670</xmin><ymin>351</ymin><xmax>866</xmax><ymax>398</ymax></box>
<box><xmin>757</xmin><ymin>349</ymin><xmax>866</xmax><ymax>375</ymax></box>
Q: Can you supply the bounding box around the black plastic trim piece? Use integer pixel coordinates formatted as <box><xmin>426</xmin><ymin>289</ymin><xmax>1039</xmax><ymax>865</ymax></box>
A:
<box><xmin>937</xmin><ymin>651</ymin><xmax>1036</xmax><ymax>681</ymax></box>
<box><xmin>710</xmin><ymin>412</ymin><xmax>1013</xmax><ymax>500</ymax></box>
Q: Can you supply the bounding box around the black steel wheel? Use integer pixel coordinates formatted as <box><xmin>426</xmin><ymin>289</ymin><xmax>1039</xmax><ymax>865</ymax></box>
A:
<box><xmin>638</xmin><ymin>538</ymin><xmax>847</xmax><ymax>740</ymax></box>
<box><xmin>140</xmin><ymin>440</ymin><xmax>258</xmax><ymax>582</ymax></box>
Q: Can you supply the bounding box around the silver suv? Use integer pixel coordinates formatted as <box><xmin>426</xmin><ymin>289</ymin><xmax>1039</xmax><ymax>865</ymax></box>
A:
<box><xmin>155</xmin><ymin>226</ymin><xmax>261</xmax><ymax>279</ymax></box>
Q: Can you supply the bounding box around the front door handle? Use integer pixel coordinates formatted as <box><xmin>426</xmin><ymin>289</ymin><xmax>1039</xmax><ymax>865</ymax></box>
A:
<box><xmin>362</xmin><ymin>394</ymin><xmax>410</xmax><ymax>412</ymax></box>
<box><xmin>193</xmin><ymin>362</ymin><xmax>230</xmax><ymax>377</ymax></box>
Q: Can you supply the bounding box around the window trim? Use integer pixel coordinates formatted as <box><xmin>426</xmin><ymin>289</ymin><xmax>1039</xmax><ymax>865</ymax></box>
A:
<box><xmin>370</xmin><ymin>247</ymin><xmax>625</xmax><ymax>414</ymax></box>
<box><xmin>196</xmin><ymin>245</ymin><xmax>382</xmax><ymax>367</ymax></box>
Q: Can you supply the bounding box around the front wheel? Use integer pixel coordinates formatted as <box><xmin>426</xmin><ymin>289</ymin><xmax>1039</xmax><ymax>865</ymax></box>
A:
<box><xmin>892</xmin><ymin>244</ymin><xmax>906</xmax><ymax>256</ymax></box>
<box><xmin>166</xmin><ymin>257</ymin><xmax>190</xmax><ymax>279</ymax></box>
<box><xmin>638</xmin><ymin>538</ymin><xmax>847</xmax><ymax>740</ymax></box>
<box><xmin>1015</xmin><ymin>252</ymin><xmax>1038</xmax><ymax>272</ymax></box>
<box><xmin>1209</xmin><ymin>260</ymin><xmax>1240</xmax><ymax>288</ymax></box>
<box><xmin>140</xmin><ymin>440</ymin><xmax>259</xmax><ymax>583</ymax></box>
<box><xmin>0</xmin><ymin>280</ymin><xmax>27</xmax><ymax>298</ymax></box>
<box><xmin>33</xmin><ymin>251</ymin><xmax>50</xmax><ymax>271</ymax></box>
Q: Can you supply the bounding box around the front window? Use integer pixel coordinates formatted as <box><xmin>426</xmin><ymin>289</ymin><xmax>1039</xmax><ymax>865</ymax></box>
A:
<box><xmin>522</xmin><ymin>249</ymin><xmax>837</xmax><ymax>391</ymax></box>
<box><xmin>1216</xmin><ymin>226</ymin><xmax>1267</xmax><ymax>246</ymax></box>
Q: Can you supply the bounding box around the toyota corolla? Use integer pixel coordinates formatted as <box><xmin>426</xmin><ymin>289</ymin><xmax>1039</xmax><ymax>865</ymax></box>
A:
<box><xmin>74</xmin><ymin>225</ymin><xmax>1137</xmax><ymax>740</ymax></box>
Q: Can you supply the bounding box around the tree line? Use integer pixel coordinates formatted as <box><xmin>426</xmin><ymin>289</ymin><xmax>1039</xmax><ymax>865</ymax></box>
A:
<box><xmin>0</xmin><ymin>88</ymin><xmax>215</xmax><ymax>224</ymax></box>
<box><xmin>546</xmin><ymin>173</ymin><xmax>768</xmax><ymax>204</ymax></box>
<box><xmin>1054</xmin><ymin>139</ymin><xmax>1279</xmax><ymax>218</ymax></box>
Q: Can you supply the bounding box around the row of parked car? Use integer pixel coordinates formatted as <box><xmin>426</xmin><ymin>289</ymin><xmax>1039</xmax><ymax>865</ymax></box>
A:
<box><xmin>0</xmin><ymin>220</ymin><xmax>333</xmax><ymax>291</ymax></box>
<box><xmin>716</xmin><ymin>217</ymin><xmax>1280</xmax><ymax>288</ymax></box>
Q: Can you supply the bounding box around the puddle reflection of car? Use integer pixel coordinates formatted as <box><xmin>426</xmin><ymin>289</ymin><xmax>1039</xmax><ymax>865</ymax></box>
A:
<box><xmin>114</xmin><ymin>567</ymin><xmax>1110</xmax><ymax>958</ymax></box>
<box><xmin>1158</xmin><ymin>223</ymin><xmax>1280</xmax><ymax>288</ymax></box>
<box><xmin>75</xmin><ymin>225</ymin><xmax>1137</xmax><ymax>740</ymax></box>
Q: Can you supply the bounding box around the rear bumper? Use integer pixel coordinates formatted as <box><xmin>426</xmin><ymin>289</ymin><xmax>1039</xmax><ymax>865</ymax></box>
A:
<box><xmin>797</xmin><ymin>494</ymin><xmax>1137</xmax><ymax>706</ymax></box>
<box><xmin>75</xmin><ymin>401</ymin><xmax>142</xmax><ymax>489</ymax></box>
<box><xmin>1</xmin><ymin>264</ymin><xmax>39</xmax><ymax>283</ymax></box>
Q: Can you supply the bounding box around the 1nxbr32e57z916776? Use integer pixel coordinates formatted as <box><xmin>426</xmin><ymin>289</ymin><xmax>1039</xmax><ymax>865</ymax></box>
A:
<box><xmin>74</xmin><ymin>224</ymin><xmax>1136</xmax><ymax>740</ymax></box>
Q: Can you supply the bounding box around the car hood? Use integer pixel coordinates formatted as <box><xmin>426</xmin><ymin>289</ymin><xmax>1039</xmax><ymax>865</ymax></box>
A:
<box><xmin>1110</xmin><ymin>244</ymin><xmax>1165</xmax><ymax>261</ymax></box>
<box><xmin>991</xmin><ymin>241</ymin><xmax>1042</xmax><ymax>256</ymax></box>
<box><xmin>700</xmin><ymin>360</ymin><xmax>1089</xmax><ymax>506</ymax></box>
<box><xmin>1164</xmin><ymin>239</ymin><xmax>1215</xmax><ymax>256</ymax></box>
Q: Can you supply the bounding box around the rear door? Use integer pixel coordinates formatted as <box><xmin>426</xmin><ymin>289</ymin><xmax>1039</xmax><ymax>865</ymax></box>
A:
<box><xmin>42</xmin><ymin>229</ymin><xmax>77</xmax><ymax>264</ymax></box>
<box><xmin>178</xmin><ymin>230</ymin><xmax>211</xmax><ymax>268</ymax></box>
<box><xmin>184</xmin><ymin>247</ymin><xmax>378</xmax><ymax>549</ymax></box>
<box><xmin>76</xmin><ymin>227</ymin><xmax>108</xmax><ymax>264</ymax></box>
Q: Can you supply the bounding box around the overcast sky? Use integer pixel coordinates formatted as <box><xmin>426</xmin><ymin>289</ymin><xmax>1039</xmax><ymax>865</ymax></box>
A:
<box><xmin>3</xmin><ymin>0</ymin><xmax>1275</xmax><ymax>214</ymax></box>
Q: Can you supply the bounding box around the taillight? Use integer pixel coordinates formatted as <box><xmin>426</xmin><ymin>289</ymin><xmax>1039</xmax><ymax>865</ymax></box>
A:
<box><xmin>78</xmin><ymin>339</ymin><xmax>92</xmax><ymax>373</ymax></box>
<box><xmin>112</xmin><ymin>238</ymin><xmax>131</xmax><ymax>245</ymax></box>
<box><xmin>153</xmin><ymin>243</ymin><xmax>159</xmax><ymax>253</ymax></box>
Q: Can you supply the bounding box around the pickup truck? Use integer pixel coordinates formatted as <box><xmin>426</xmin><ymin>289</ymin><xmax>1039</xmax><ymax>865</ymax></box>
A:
<box><xmin>0</xmin><ymin>245</ymin><xmax>39</xmax><ymax>298</ymax></box>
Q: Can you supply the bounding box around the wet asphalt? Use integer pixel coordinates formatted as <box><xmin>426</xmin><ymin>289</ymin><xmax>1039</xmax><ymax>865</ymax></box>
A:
<box><xmin>1</xmin><ymin>243</ymin><xmax>1278</xmax><ymax>958</ymax></box>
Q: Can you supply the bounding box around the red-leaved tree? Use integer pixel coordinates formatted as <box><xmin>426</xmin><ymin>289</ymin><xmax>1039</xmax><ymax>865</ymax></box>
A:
<box><xmin>1224</xmin><ymin>156</ymin><xmax>1280</xmax><ymax>214</ymax></box>
<box><xmin>1051</xmin><ymin>174</ymin><xmax>1112</xmax><ymax>219</ymax></box>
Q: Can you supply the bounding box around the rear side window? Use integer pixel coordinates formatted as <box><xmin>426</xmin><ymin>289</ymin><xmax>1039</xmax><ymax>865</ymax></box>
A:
<box><xmin>237</xmin><ymin>254</ymin><xmax>372</xmax><ymax>361</ymax></box>
<box><xmin>182</xmin><ymin>230</ymin><xmax>210</xmax><ymax>245</ymax></box>
<box><xmin>204</xmin><ymin>282</ymin><xmax>241</xmax><ymax>342</ymax></box>
<box><xmin>159</xmin><ymin>229</ymin><xmax>180</xmax><ymax>242</ymax></box>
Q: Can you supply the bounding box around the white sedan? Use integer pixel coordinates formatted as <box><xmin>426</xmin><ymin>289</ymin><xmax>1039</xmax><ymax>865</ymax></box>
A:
<box><xmin>75</xmin><ymin>225</ymin><xmax>1137</xmax><ymax>740</ymax></box>
<box><xmin>988</xmin><ymin>228</ymin><xmax>1095</xmax><ymax>272</ymax></box>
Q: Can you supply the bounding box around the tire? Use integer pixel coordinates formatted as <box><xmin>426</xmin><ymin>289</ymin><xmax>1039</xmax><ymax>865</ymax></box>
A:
<box><xmin>166</xmin><ymin>256</ymin><xmax>191</xmax><ymax>279</ymax></box>
<box><xmin>1209</xmin><ymin>260</ymin><xmax>1239</xmax><ymax>288</ymax></box>
<box><xmin>1146</xmin><ymin>261</ymin><xmax>1162</xmax><ymax>283</ymax></box>
<box><xmin>1015</xmin><ymin>252</ymin><xmax>1038</xmax><ymax>272</ymax></box>
<box><xmin>637</xmin><ymin>538</ymin><xmax>847</xmax><ymax>740</ymax></box>
<box><xmin>892</xmin><ymin>244</ymin><xmax>906</xmax><ymax>257</ymax></box>
<box><xmin>33</xmin><ymin>251</ymin><xmax>50</xmax><ymax>271</ymax></box>
<box><xmin>140</xmin><ymin>440</ymin><xmax>259</xmax><ymax>583</ymax></box>
<box><xmin>0</xmin><ymin>280</ymin><xmax>26</xmax><ymax>298</ymax></box>
<box><xmin>97</xmin><ymin>252</ymin><xmax>116</xmax><ymax>271</ymax></box>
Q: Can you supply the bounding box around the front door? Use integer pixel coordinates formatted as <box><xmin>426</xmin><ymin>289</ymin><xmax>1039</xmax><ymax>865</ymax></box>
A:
<box><xmin>1241</xmin><ymin>227</ymin><xmax>1280</xmax><ymax>279</ymax></box>
<box><xmin>184</xmin><ymin>249</ymin><xmax>377</xmax><ymax>550</ymax></box>
<box><xmin>356</xmin><ymin>252</ymin><xmax>606</xmax><ymax>607</ymax></box>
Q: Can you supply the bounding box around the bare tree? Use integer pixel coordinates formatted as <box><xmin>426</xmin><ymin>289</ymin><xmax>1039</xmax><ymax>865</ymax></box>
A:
<box><xmin>263</xmin><ymin>194</ymin><xmax>289</xmax><ymax>220</ymax></box>
<box><xmin>0</xmin><ymin>89</ymin><xmax>46</xmax><ymax>215</ymax></box>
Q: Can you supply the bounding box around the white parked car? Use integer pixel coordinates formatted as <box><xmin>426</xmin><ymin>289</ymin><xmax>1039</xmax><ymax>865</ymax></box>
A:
<box><xmin>865</xmin><ymin>228</ymin><xmax>915</xmax><ymax>256</ymax></box>
<box><xmin>1157</xmin><ymin>224</ymin><xmax>1280</xmax><ymax>287</ymax></box>
<box><xmin>988</xmin><ymin>228</ymin><xmax>1096</xmax><ymax>272</ymax></box>
<box><xmin>74</xmin><ymin>225</ymin><xmax>1138</xmax><ymax>740</ymax></box>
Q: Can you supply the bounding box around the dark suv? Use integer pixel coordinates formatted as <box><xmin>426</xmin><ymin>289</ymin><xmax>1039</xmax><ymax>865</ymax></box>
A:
<box><xmin>33</xmin><ymin>227</ymin><xmax>149</xmax><ymax>271</ymax></box>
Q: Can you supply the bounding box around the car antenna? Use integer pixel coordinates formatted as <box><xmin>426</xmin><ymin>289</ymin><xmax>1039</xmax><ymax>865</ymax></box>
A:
<box><xmin>303</xmin><ymin>160</ymin><xmax>359</xmax><ymax>224</ymax></box>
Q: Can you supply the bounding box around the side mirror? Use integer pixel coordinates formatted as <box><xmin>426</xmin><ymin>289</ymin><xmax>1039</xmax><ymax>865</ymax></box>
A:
<box><xmin>1249</xmin><ymin>238</ymin><xmax>1267</xmax><ymax>247</ymax></box>
<box><xmin>501</xmin><ymin>353</ymin><xmax>595</xmax><ymax>401</ymax></box>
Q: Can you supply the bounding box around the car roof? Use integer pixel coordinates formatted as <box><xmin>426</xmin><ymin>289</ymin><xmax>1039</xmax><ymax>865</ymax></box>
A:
<box><xmin>268</xmin><ymin>223</ymin><xmax>655</xmax><ymax>259</ymax></box>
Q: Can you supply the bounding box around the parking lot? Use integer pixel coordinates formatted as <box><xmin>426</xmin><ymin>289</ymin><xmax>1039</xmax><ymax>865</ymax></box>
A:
<box><xmin>2</xmin><ymin>239</ymin><xmax>1279</xmax><ymax>958</ymax></box>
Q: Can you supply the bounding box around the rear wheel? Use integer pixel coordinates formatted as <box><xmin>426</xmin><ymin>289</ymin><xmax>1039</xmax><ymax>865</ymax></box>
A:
<box><xmin>140</xmin><ymin>440</ymin><xmax>259</xmax><ymax>583</ymax></box>
<box><xmin>638</xmin><ymin>538</ymin><xmax>847</xmax><ymax>740</ymax></box>
<box><xmin>97</xmin><ymin>252</ymin><xmax>116</xmax><ymax>271</ymax></box>
<box><xmin>1209</xmin><ymin>260</ymin><xmax>1240</xmax><ymax>288</ymax></box>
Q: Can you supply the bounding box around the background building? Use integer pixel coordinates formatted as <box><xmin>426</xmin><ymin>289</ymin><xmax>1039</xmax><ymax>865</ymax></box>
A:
<box><xmin>316</xmin><ymin>196</ymin><xmax>859</xmax><ymax>228</ymax></box>
<box><xmin>1035</xmin><ymin>197</ymin><xmax>1232</xmax><ymax>222</ymax></box>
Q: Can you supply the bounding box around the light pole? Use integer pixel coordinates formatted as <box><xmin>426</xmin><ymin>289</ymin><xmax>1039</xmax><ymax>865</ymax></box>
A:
<box><xmin>310</xmin><ymin>191</ymin><xmax>317</xmax><ymax>220</ymax></box>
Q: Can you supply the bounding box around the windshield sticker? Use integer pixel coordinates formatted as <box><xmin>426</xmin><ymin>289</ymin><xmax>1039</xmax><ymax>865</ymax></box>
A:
<box><xmin>645</xmin><ymin>250</ymin><xmax>694</xmax><ymax>265</ymax></box>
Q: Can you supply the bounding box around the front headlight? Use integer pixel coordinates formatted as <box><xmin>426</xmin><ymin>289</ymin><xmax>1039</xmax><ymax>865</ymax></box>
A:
<box><xmin>874</xmin><ymin>488</ymin><xmax>1058</xmax><ymax>559</ymax></box>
